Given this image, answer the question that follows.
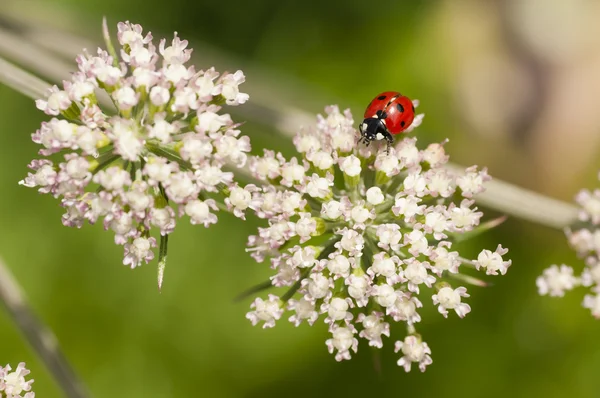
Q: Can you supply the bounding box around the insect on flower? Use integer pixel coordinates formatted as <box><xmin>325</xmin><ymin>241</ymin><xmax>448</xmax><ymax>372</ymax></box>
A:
<box><xmin>359</xmin><ymin>91</ymin><xmax>423</xmax><ymax>153</ymax></box>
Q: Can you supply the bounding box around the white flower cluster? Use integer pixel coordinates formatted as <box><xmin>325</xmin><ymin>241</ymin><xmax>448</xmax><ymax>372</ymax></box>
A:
<box><xmin>243</xmin><ymin>105</ymin><xmax>511</xmax><ymax>371</ymax></box>
<box><xmin>19</xmin><ymin>21</ymin><xmax>249</xmax><ymax>284</ymax></box>
<box><xmin>0</xmin><ymin>363</ymin><xmax>34</xmax><ymax>397</ymax></box>
<box><xmin>537</xmin><ymin>177</ymin><xmax>600</xmax><ymax>318</ymax></box>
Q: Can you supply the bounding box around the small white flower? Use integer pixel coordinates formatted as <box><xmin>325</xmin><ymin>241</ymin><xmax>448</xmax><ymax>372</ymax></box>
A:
<box><xmin>288</xmin><ymin>298</ymin><xmax>318</xmax><ymax>326</ymax></box>
<box><xmin>123</xmin><ymin>236</ymin><xmax>157</xmax><ymax>268</ymax></box>
<box><xmin>326</xmin><ymin>326</ymin><xmax>358</xmax><ymax>361</ymax></box>
<box><xmin>246</xmin><ymin>294</ymin><xmax>283</xmax><ymax>328</ymax></box>
<box><xmin>339</xmin><ymin>155</ymin><xmax>361</xmax><ymax>177</ymax></box>
<box><xmin>394</xmin><ymin>336</ymin><xmax>432</xmax><ymax>372</ymax></box>
<box><xmin>474</xmin><ymin>245</ymin><xmax>511</xmax><ymax>275</ymax></box>
<box><xmin>432</xmin><ymin>286</ymin><xmax>471</xmax><ymax>318</ymax></box>
<box><xmin>321</xmin><ymin>200</ymin><xmax>344</xmax><ymax>220</ymax></box>
<box><xmin>327</xmin><ymin>254</ymin><xmax>352</xmax><ymax>278</ymax></box>
<box><xmin>537</xmin><ymin>264</ymin><xmax>579</xmax><ymax>297</ymax></box>
<box><xmin>583</xmin><ymin>294</ymin><xmax>600</xmax><ymax>318</ymax></box>
<box><xmin>366</xmin><ymin>186</ymin><xmax>385</xmax><ymax>205</ymax></box>
<box><xmin>358</xmin><ymin>312</ymin><xmax>390</xmax><ymax>348</ymax></box>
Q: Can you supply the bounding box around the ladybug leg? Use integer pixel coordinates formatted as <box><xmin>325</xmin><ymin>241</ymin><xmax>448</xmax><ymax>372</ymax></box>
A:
<box><xmin>383</xmin><ymin>132</ymin><xmax>394</xmax><ymax>155</ymax></box>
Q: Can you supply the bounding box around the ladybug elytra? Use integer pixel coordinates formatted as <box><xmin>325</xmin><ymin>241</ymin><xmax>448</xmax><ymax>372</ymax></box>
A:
<box><xmin>358</xmin><ymin>91</ymin><xmax>416</xmax><ymax>153</ymax></box>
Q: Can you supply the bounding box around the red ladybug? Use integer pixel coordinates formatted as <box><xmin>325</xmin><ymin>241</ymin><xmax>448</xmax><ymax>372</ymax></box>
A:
<box><xmin>359</xmin><ymin>91</ymin><xmax>416</xmax><ymax>153</ymax></box>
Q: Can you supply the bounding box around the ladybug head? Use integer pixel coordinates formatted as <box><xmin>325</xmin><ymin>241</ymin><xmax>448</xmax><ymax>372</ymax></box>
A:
<box><xmin>359</xmin><ymin>117</ymin><xmax>394</xmax><ymax>154</ymax></box>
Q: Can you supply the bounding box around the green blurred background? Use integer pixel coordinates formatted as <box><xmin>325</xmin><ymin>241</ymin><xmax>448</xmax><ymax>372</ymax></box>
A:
<box><xmin>1</xmin><ymin>0</ymin><xmax>600</xmax><ymax>397</ymax></box>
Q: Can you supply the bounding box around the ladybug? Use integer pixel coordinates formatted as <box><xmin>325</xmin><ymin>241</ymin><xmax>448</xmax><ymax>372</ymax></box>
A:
<box><xmin>358</xmin><ymin>91</ymin><xmax>416</xmax><ymax>153</ymax></box>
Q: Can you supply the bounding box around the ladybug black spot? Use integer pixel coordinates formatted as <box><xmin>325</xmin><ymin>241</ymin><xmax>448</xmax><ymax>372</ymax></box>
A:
<box><xmin>376</xmin><ymin>110</ymin><xmax>388</xmax><ymax>119</ymax></box>
<box><xmin>412</xmin><ymin>105</ymin><xmax>415</xmax><ymax>112</ymax></box>
<box><xmin>400</xmin><ymin>121</ymin><xmax>406</xmax><ymax>127</ymax></box>
<box><xmin>396</xmin><ymin>103</ymin><xmax>404</xmax><ymax>113</ymax></box>
<box><xmin>377</xmin><ymin>95</ymin><xmax>387</xmax><ymax>100</ymax></box>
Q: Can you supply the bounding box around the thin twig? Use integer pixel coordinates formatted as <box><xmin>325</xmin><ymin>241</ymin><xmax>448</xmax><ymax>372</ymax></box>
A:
<box><xmin>0</xmin><ymin>257</ymin><xmax>89</xmax><ymax>398</ymax></box>
<box><xmin>0</xmin><ymin>13</ymin><xmax>580</xmax><ymax>230</ymax></box>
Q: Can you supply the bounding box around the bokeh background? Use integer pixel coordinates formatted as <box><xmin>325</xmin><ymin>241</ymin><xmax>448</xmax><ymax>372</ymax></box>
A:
<box><xmin>1</xmin><ymin>0</ymin><xmax>600</xmax><ymax>397</ymax></box>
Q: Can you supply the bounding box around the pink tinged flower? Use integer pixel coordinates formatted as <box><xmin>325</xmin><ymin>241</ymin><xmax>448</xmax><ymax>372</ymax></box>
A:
<box><xmin>537</xmin><ymin>264</ymin><xmax>579</xmax><ymax>297</ymax></box>
<box><xmin>61</xmin><ymin>203</ymin><xmax>86</xmax><ymax>228</ymax></box>
<box><xmin>249</xmin><ymin>151</ymin><xmax>281</xmax><ymax>180</ymax></box>
<box><xmin>94</xmin><ymin>166</ymin><xmax>131</xmax><ymax>191</ymax></box>
<box><xmin>326</xmin><ymin>325</ymin><xmax>359</xmax><ymax>362</ymax></box>
<box><xmin>82</xmin><ymin>192</ymin><xmax>114</xmax><ymax>224</ymax></box>
<box><xmin>280</xmin><ymin>158</ymin><xmax>306</xmax><ymax>187</ymax></box>
<box><xmin>288</xmin><ymin>246</ymin><xmax>317</xmax><ymax>269</ymax></box>
<box><xmin>304</xmin><ymin>173</ymin><xmax>334</xmax><ymax>199</ymax></box>
<box><xmin>147</xmin><ymin>114</ymin><xmax>179</xmax><ymax>144</ymax></box>
<box><xmin>366</xmin><ymin>187</ymin><xmax>385</xmax><ymax>205</ymax></box>
<box><xmin>64</xmin><ymin>73</ymin><xmax>96</xmax><ymax>102</ymax></box>
<box><xmin>395</xmin><ymin>137</ymin><xmax>421</xmax><ymax>168</ymax></box>
<box><xmin>303</xmin><ymin>272</ymin><xmax>332</xmax><ymax>301</ymax></box>
<box><xmin>110</xmin><ymin>119</ymin><xmax>144</xmax><ymax>161</ymax></box>
<box><xmin>581</xmin><ymin>264</ymin><xmax>600</xmax><ymax>287</ymax></box>
<box><xmin>171</xmin><ymin>86</ymin><xmax>198</xmax><ymax>113</ymax></box>
<box><xmin>113</xmin><ymin>86</ymin><xmax>140</xmax><ymax>110</ymax></box>
<box><xmin>164</xmin><ymin>171</ymin><xmax>198</xmax><ymax>204</ymax></box>
<box><xmin>350</xmin><ymin>203</ymin><xmax>373</xmax><ymax>228</ymax></box>
<box><xmin>75</xmin><ymin>126</ymin><xmax>105</xmax><ymax>155</ymax></box>
<box><xmin>196</xmin><ymin>110</ymin><xmax>233</xmax><ymax>134</ymax></box>
<box><xmin>185</xmin><ymin>199</ymin><xmax>218</xmax><ymax>227</ymax></box>
<box><xmin>336</xmin><ymin>228</ymin><xmax>364</xmax><ymax>257</ymax></box>
<box><xmin>403</xmin><ymin>259</ymin><xmax>436</xmax><ymax>293</ymax></box>
<box><xmin>293</xmin><ymin>130</ymin><xmax>322</xmax><ymax>154</ymax></box>
<box><xmin>358</xmin><ymin>312</ymin><xmax>390</xmax><ymax>348</ymax></box>
<box><xmin>307</xmin><ymin>150</ymin><xmax>334</xmax><ymax>170</ymax></box>
<box><xmin>474</xmin><ymin>245</ymin><xmax>511</xmax><ymax>276</ymax></box>
<box><xmin>163</xmin><ymin>63</ymin><xmax>194</xmax><ymax>86</ymax></box>
<box><xmin>566</xmin><ymin>228</ymin><xmax>594</xmax><ymax>256</ymax></box>
<box><xmin>288</xmin><ymin>298</ymin><xmax>318</xmax><ymax>326</ymax></box>
<box><xmin>425</xmin><ymin>169</ymin><xmax>455</xmax><ymax>198</ymax></box>
<box><xmin>327</xmin><ymin>254</ymin><xmax>352</xmax><ymax>278</ymax></box>
<box><xmin>430</xmin><ymin>246</ymin><xmax>461</xmax><ymax>276</ymax></box>
<box><xmin>214</xmin><ymin>134</ymin><xmax>251</xmax><ymax>167</ymax></box>
<box><xmin>457</xmin><ymin>166</ymin><xmax>490</xmax><ymax>198</ymax></box>
<box><xmin>388</xmin><ymin>293</ymin><xmax>422</xmax><ymax>323</ymax></box>
<box><xmin>432</xmin><ymin>286</ymin><xmax>471</xmax><ymax>318</ymax></box>
<box><xmin>404</xmin><ymin>229</ymin><xmax>431</xmax><ymax>257</ymax></box>
<box><xmin>375</xmin><ymin>223</ymin><xmax>402</xmax><ymax>251</ymax></box>
<box><xmin>220</xmin><ymin>70</ymin><xmax>249</xmax><ymax>105</ymax></box>
<box><xmin>19</xmin><ymin>159</ymin><xmax>57</xmax><ymax>192</ymax></box>
<box><xmin>150</xmin><ymin>207</ymin><xmax>176</xmax><ymax>235</ymax></box>
<box><xmin>33</xmin><ymin>119</ymin><xmax>77</xmax><ymax>151</ymax></box>
<box><xmin>271</xmin><ymin>262</ymin><xmax>299</xmax><ymax>287</ymax></box>
<box><xmin>339</xmin><ymin>155</ymin><xmax>361</xmax><ymax>177</ymax></box>
<box><xmin>449</xmin><ymin>200</ymin><xmax>483</xmax><ymax>231</ymax></box>
<box><xmin>322</xmin><ymin>297</ymin><xmax>354</xmax><ymax>326</ymax></box>
<box><xmin>179</xmin><ymin>134</ymin><xmax>213</xmax><ymax>164</ymax></box>
<box><xmin>107</xmin><ymin>211</ymin><xmax>136</xmax><ymax>244</ymax></box>
<box><xmin>394</xmin><ymin>336</ymin><xmax>432</xmax><ymax>372</ymax></box>
<box><xmin>123</xmin><ymin>236</ymin><xmax>157</xmax><ymax>268</ymax></box>
<box><xmin>133</xmin><ymin>67</ymin><xmax>160</xmax><ymax>89</ymax></box>
<box><xmin>279</xmin><ymin>191</ymin><xmax>306</xmax><ymax>216</ymax></box>
<box><xmin>117</xmin><ymin>21</ymin><xmax>152</xmax><ymax>46</ymax></box>
<box><xmin>369</xmin><ymin>253</ymin><xmax>404</xmax><ymax>285</ymax></box>
<box><xmin>321</xmin><ymin>200</ymin><xmax>344</xmax><ymax>220</ymax></box>
<box><xmin>226</xmin><ymin>184</ymin><xmax>258</xmax><ymax>219</ymax></box>
<box><xmin>422</xmin><ymin>142</ymin><xmax>449</xmax><ymax>167</ymax></box>
<box><xmin>392</xmin><ymin>195</ymin><xmax>425</xmax><ymax>221</ymax></box>
<box><xmin>149</xmin><ymin>85</ymin><xmax>170</xmax><ymax>106</ymax></box>
<box><xmin>583</xmin><ymin>294</ymin><xmax>600</xmax><ymax>318</ymax></box>
<box><xmin>345</xmin><ymin>274</ymin><xmax>370</xmax><ymax>307</ymax></box>
<box><xmin>2</xmin><ymin>362</ymin><xmax>34</xmax><ymax>396</ymax></box>
<box><xmin>405</xmin><ymin>111</ymin><xmax>425</xmax><ymax>133</ymax></box>
<box><xmin>123</xmin><ymin>40</ymin><xmax>158</xmax><ymax>68</ymax></box>
<box><xmin>143</xmin><ymin>157</ymin><xmax>178</xmax><ymax>185</ymax></box>
<box><xmin>159</xmin><ymin>33</ymin><xmax>192</xmax><ymax>65</ymax></box>
<box><xmin>193</xmin><ymin>68</ymin><xmax>222</xmax><ymax>101</ymax></box>
<box><xmin>403</xmin><ymin>173</ymin><xmax>427</xmax><ymax>197</ymax></box>
<box><xmin>195</xmin><ymin>165</ymin><xmax>233</xmax><ymax>192</ymax></box>
<box><xmin>246</xmin><ymin>294</ymin><xmax>283</xmax><ymax>329</ymax></box>
<box><xmin>373</xmin><ymin>284</ymin><xmax>398</xmax><ymax>308</ymax></box>
<box><xmin>423</xmin><ymin>208</ymin><xmax>449</xmax><ymax>239</ymax></box>
<box><xmin>35</xmin><ymin>85</ymin><xmax>71</xmax><ymax>115</ymax></box>
<box><xmin>374</xmin><ymin>151</ymin><xmax>400</xmax><ymax>177</ymax></box>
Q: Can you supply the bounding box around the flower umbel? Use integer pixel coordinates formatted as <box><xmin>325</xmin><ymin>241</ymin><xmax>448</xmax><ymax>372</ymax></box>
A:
<box><xmin>537</xmin><ymin>176</ymin><xmax>600</xmax><ymax>318</ymax></box>
<box><xmin>244</xmin><ymin>105</ymin><xmax>511</xmax><ymax>370</ymax></box>
<box><xmin>20</xmin><ymin>20</ymin><xmax>249</xmax><ymax>288</ymax></box>
<box><xmin>0</xmin><ymin>362</ymin><xmax>35</xmax><ymax>397</ymax></box>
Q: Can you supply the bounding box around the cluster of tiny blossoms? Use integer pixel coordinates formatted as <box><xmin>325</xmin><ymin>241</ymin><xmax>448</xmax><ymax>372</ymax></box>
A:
<box><xmin>0</xmin><ymin>363</ymin><xmax>34</xmax><ymax>397</ymax></box>
<box><xmin>537</xmin><ymin>173</ymin><xmax>600</xmax><ymax>318</ymax></box>
<box><xmin>19</xmin><ymin>21</ymin><xmax>249</xmax><ymax>286</ymax></box>
<box><xmin>243</xmin><ymin>105</ymin><xmax>511</xmax><ymax>371</ymax></box>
